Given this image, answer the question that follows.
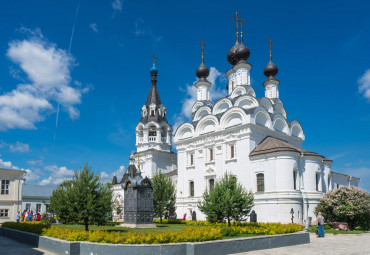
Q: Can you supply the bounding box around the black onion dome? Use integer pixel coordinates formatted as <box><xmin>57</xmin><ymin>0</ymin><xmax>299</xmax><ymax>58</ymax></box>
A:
<box><xmin>235</xmin><ymin>42</ymin><xmax>250</xmax><ymax>63</ymax></box>
<box><xmin>196</xmin><ymin>63</ymin><xmax>210</xmax><ymax>80</ymax></box>
<box><xmin>264</xmin><ymin>58</ymin><xmax>278</xmax><ymax>78</ymax></box>
<box><xmin>227</xmin><ymin>42</ymin><xmax>239</xmax><ymax>65</ymax></box>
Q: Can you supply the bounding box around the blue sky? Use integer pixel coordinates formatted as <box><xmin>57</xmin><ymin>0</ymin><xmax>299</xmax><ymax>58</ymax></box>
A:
<box><xmin>0</xmin><ymin>0</ymin><xmax>369</xmax><ymax>190</ymax></box>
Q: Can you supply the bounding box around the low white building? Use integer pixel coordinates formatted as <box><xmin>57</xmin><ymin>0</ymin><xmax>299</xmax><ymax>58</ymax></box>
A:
<box><xmin>21</xmin><ymin>184</ymin><xmax>56</xmax><ymax>215</ymax></box>
<box><xmin>0</xmin><ymin>168</ymin><xmax>26</xmax><ymax>223</ymax></box>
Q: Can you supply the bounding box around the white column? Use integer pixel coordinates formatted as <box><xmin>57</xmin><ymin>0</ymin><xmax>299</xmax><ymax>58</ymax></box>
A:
<box><xmin>143</xmin><ymin>128</ymin><xmax>148</xmax><ymax>143</ymax></box>
<box><xmin>156</xmin><ymin>128</ymin><xmax>161</xmax><ymax>143</ymax></box>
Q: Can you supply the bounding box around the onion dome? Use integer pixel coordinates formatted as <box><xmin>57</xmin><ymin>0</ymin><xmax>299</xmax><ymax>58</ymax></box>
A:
<box><xmin>196</xmin><ymin>63</ymin><xmax>209</xmax><ymax>80</ymax></box>
<box><xmin>264</xmin><ymin>56</ymin><xmax>278</xmax><ymax>79</ymax></box>
<box><xmin>227</xmin><ymin>42</ymin><xmax>239</xmax><ymax>65</ymax></box>
<box><xmin>234</xmin><ymin>41</ymin><xmax>250</xmax><ymax>63</ymax></box>
<box><xmin>150</xmin><ymin>65</ymin><xmax>158</xmax><ymax>75</ymax></box>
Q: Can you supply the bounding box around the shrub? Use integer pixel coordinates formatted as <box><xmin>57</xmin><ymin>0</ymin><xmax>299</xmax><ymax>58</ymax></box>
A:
<box><xmin>314</xmin><ymin>186</ymin><xmax>370</xmax><ymax>230</ymax></box>
<box><xmin>42</xmin><ymin>226</ymin><xmax>223</xmax><ymax>244</ymax></box>
<box><xmin>221</xmin><ymin>227</ymin><xmax>239</xmax><ymax>237</ymax></box>
<box><xmin>2</xmin><ymin>222</ymin><xmax>50</xmax><ymax>235</ymax></box>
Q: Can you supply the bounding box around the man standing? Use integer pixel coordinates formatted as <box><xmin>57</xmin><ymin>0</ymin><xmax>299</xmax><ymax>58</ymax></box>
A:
<box><xmin>16</xmin><ymin>211</ymin><xmax>20</xmax><ymax>223</ymax></box>
<box><xmin>317</xmin><ymin>212</ymin><xmax>325</xmax><ymax>237</ymax></box>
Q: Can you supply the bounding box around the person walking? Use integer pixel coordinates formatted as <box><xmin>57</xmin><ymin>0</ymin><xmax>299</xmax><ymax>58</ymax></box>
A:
<box><xmin>16</xmin><ymin>211</ymin><xmax>20</xmax><ymax>223</ymax></box>
<box><xmin>317</xmin><ymin>212</ymin><xmax>325</xmax><ymax>238</ymax></box>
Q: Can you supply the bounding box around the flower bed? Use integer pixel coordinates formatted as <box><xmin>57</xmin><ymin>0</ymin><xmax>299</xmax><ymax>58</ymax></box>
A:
<box><xmin>1</xmin><ymin>221</ymin><xmax>304</xmax><ymax>244</ymax></box>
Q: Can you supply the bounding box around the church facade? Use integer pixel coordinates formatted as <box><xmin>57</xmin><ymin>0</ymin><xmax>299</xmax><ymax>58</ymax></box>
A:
<box><xmin>112</xmin><ymin>15</ymin><xmax>360</xmax><ymax>224</ymax></box>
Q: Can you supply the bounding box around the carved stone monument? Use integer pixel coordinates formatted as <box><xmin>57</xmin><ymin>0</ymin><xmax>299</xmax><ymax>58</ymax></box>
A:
<box><xmin>120</xmin><ymin>155</ymin><xmax>156</xmax><ymax>228</ymax></box>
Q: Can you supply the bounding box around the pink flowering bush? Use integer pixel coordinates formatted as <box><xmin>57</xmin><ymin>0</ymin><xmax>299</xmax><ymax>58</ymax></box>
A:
<box><xmin>314</xmin><ymin>186</ymin><xmax>370</xmax><ymax>230</ymax></box>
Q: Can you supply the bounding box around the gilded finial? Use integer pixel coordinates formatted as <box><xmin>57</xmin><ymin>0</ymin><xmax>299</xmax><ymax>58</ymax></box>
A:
<box><xmin>268</xmin><ymin>38</ymin><xmax>273</xmax><ymax>59</ymax></box>
<box><xmin>199</xmin><ymin>39</ymin><xmax>206</xmax><ymax>63</ymax></box>
<box><xmin>151</xmin><ymin>53</ymin><xmax>157</xmax><ymax>66</ymax></box>
<box><xmin>137</xmin><ymin>153</ymin><xmax>141</xmax><ymax>168</ymax></box>
<box><xmin>232</xmin><ymin>12</ymin><xmax>239</xmax><ymax>42</ymax></box>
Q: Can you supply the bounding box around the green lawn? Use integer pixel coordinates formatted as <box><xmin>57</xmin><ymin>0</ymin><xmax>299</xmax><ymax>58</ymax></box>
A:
<box><xmin>55</xmin><ymin>223</ymin><xmax>198</xmax><ymax>233</ymax></box>
<box><xmin>308</xmin><ymin>225</ymin><xmax>367</xmax><ymax>235</ymax></box>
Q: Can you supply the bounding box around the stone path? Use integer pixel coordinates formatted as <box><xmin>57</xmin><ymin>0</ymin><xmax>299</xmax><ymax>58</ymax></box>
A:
<box><xmin>0</xmin><ymin>235</ymin><xmax>57</xmax><ymax>255</ymax></box>
<box><xmin>235</xmin><ymin>233</ymin><xmax>370</xmax><ymax>255</ymax></box>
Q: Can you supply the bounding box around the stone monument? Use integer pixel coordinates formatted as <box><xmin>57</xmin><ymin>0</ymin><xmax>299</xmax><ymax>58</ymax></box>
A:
<box><xmin>120</xmin><ymin>154</ymin><xmax>156</xmax><ymax>228</ymax></box>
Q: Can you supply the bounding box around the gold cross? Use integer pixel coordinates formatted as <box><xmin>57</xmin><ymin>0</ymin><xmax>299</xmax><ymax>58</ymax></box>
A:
<box><xmin>232</xmin><ymin>12</ymin><xmax>239</xmax><ymax>35</ymax></box>
<box><xmin>268</xmin><ymin>38</ymin><xmax>273</xmax><ymax>56</ymax></box>
<box><xmin>151</xmin><ymin>54</ymin><xmax>157</xmax><ymax>66</ymax></box>
<box><xmin>199</xmin><ymin>39</ymin><xmax>206</xmax><ymax>62</ymax></box>
<box><xmin>237</xmin><ymin>16</ymin><xmax>245</xmax><ymax>39</ymax></box>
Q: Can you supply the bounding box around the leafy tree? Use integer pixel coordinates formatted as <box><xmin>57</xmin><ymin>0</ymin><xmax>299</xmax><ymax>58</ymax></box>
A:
<box><xmin>315</xmin><ymin>186</ymin><xmax>370</xmax><ymax>230</ymax></box>
<box><xmin>198</xmin><ymin>173</ymin><xmax>254</xmax><ymax>227</ymax></box>
<box><xmin>153</xmin><ymin>170</ymin><xmax>176</xmax><ymax>224</ymax></box>
<box><xmin>50</xmin><ymin>162</ymin><xmax>113</xmax><ymax>231</ymax></box>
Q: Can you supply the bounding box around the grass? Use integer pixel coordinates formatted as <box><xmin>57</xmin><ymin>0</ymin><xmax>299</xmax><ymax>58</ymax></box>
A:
<box><xmin>308</xmin><ymin>225</ymin><xmax>367</xmax><ymax>235</ymax></box>
<box><xmin>55</xmin><ymin>223</ymin><xmax>198</xmax><ymax>233</ymax></box>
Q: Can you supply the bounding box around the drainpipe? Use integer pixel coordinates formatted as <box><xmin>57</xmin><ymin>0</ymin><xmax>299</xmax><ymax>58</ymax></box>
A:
<box><xmin>17</xmin><ymin>172</ymin><xmax>26</xmax><ymax>213</ymax></box>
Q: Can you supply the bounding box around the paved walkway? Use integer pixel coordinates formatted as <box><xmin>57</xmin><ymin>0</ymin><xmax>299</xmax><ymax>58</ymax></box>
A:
<box><xmin>0</xmin><ymin>235</ymin><xmax>57</xmax><ymax>255</ymax></box>
<box><xmin>236</xmin><ymin>233</ymin><xmax>370</xmax><ymax>255</ymax></box>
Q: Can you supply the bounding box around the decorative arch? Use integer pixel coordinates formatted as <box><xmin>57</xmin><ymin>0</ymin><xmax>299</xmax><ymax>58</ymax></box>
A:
<box><xmin>193</xmin><ymin>106</ymin><xmax>212</xmax><ymax>121</ymax></box>
<box><xmin>175</xmin><ymin>123</ymin><xmax>194</xmax><ymax>141</ymax></box>
<box><xmin>245</xmin><ymin>87</ymin><xmax>256</xmax><ymax>97</ymax></box>
<box><xmin>230</xmin><ymin>86</ymin><xmax>247</xmax><ymax>99</ymax></box>
<box><xmin>212</xmin><ymin>98</ymin><xmax>232</xmax><ymax>115</ymax></box>
<box><xmin>289</xmin><ymin>120</ymin><xmax>304</xmax><ymax>139</ymax></box>
<box><xmin>192</xmin><ymin>101</ymin><xmax>204</xmax><ymax>113</ymax></box>
<box><xmin>234</xmin><ymin>95</ymin><xmax>258</xmax><ymax>110</ymax></box>
<box><xmin>220</xmin><ymin>107</ymin><xmax>248</xmax><ymax>129</ymax></box>
<box><xmin>272</xmin><ymin>115</ymin><xmax>290</xmax><ymax>134</ymax></box>
<box><xmin>253</xmin><ymin>107</ymin><xmax>272</xmax><ymax>129</ymax></box>
<box><xmin>196</xmin><ymin>115</ymin><xmax>218</xmax><ymax>135</ymax></box>
<box><xmin>258</xmin><ymin>97</ymin><xmax>273</xmax><ymax>113</ymax></box>
<box><xmin>275</xmin><ymin>103</ymin><xmax>287</xmax><ymax>118</ymax></box>
<box><xmin>145</xmin><ymin>121</ymin><xmax>160</xmax><ymax>129</ymax></box>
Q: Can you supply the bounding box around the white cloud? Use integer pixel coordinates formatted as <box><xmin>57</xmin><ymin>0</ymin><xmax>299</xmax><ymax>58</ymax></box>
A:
<box><xmin>112</xmin><ymin>0</ymin><xmax>122</xmax><ymax>12</ymax></box>
<box><xmin>24</xmin><ymin>169</ymin><xmax>40</xmax><ymax>183</ymax></box>
<box><xmin>0</xmin><ymin>140</ymin><xmax>30</xmax><ymax>153</ymax></box>
<box><xmin>0</xmin><ymin>28</ymin><xmax>87</xmax><ymax>131</ymax></box>
<box><xmin>358</xmin><ymin>69</ymin><xmax>370</xmax><ymax>100</ymax></box>
<box><xmin>135</xmin><ymin>19</ymin><xmax>162</xmax><ymax>42</ymax></box>
<box><xmin>89</xmin><ymin>23</ymin><xmax>98</xmax><ymax>32</ymax></box>
<box><xmin>9</xmin><ymin>141</ymin><xmax>30</xmax><ymax>152</ymax></box>
<box><xmin>0</xmin><ymin>156</ymin><xmax>37</xmax><ymax>183</ymax></box>
<box><xmin>173</xmin><ymin>67</ymin><xmax>226</xmax><ymax>131</ymax></box>
<box><xmin>100</xmin><ymin>165</ymin><xmax>125</xmax><ymax>183</ymax></box>
<box><xmin>39</xmin><ymin>165</ymin><xmax>74</xmax><ymax>185</ymax></box>
<box><xmin>0</xmin><ymin>158</ymin><xmax>17</xmax><ymax>169</ymax></box>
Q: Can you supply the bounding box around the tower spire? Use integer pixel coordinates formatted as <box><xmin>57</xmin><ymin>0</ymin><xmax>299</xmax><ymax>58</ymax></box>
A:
<box><xmin>196</xmin><ymin>39</ymin><xmax>209</xmax><ymax>81</ymax></box>
<box><xmin>199</xmin><ymin>38</ymin><xmax>206</xmax><ymax>64</ymax></box>
<box><xmin>149</xmin><ymin>54</ymin><xmax>158</xmax><ymax>86</ymax></box>
<box><xmin>236</xmin><ymin>15</ymin><xmax>245</xmax><ymax>43</ymax></box>
<box><xmin>268</xmin><ymin>37</ymin><xmax>273</xmax><ymax>59</ymax></box>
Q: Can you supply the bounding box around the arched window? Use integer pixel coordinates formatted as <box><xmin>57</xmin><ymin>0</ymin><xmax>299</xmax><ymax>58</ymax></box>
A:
<box><xmin>257</xmin><ymin>173</ymin><xmax>264</xmax><ymax>192</ymax></box>
<box><xmin>209</xmin><ymin>148</ymin><xmax>213</xmax><ymax>161</ymax></box>
<box><xmin>316</xmin><ymin>173</ymin><xmax>320</xmax><ymax>191</ymax></box>
<box><xmin>293</xmin><ymin>171</ymin><xmax>297</xmax><ymax>190</ymax></box>
<box><xmin>209</xmin><ymin>179</ymin><xmax>214</xmax><ymax>191</ymax></box>
<box><xmin>328</xmin><ymin>175</ymin><xmax>331</xmax><ymax>190</ymax></box>
<box><xmin>189</xmin><ymin>181</ymin><xmax>194</xmax><ymax>197</ymax></box>
<box><xmin>230</xmin><ymin>145</ymin><xmax>235</xmax><ymax>158</ymax></box>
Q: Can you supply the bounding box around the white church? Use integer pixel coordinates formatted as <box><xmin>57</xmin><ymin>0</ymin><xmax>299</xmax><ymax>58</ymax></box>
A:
<box><xmin>112</xmin><ymin>15</ymin><xmax>360</xmax><ymax>224</ymax></box>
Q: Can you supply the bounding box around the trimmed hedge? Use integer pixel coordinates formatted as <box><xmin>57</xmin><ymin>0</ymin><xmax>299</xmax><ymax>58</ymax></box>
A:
<box><xmin>1</xmin><ymin>221</ymin><xmax>304</xmax><ymax>244</ymax></box>
<box><xmin>41</xmin><ymin>226</ymin><xmax>222</xmax><ymax>244</ymax></box>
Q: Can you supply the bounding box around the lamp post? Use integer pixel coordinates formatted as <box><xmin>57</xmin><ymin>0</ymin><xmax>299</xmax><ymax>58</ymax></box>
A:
<box><xmin>290</xmin><ymin>208</ymin><xmax>294</xmax><ymax>223</ymax></box>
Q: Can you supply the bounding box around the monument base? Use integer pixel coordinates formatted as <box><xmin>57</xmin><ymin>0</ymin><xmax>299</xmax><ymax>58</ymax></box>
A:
<box><xmin>119</xmin><ymin>223</ymin><xmax>157</xmax><ymax>229</ymax></box>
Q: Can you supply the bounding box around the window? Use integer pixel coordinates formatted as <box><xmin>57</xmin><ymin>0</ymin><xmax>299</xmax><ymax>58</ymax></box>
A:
<box><xmin>1</xmin><ymin>180</ymin><xmax>10</xmax><ymax>195</ymax></box>
<box><xmin>230</xmin><ymin>145</ymin><xmax>235</xmax><ymax>159</ymax></box>
<box><xmin>209</xmin><ymin>179</ymin><xmax>214</xmax><ymax>191</ymax></box>
<box><xmin>150</xmin><ymin>110</ymin><xmax>155</xmax><ymax>116</ymax></box>
<box><xmin>189</xmin><ymin>181</ymin><xmax>194</xmax><ymax>197</ymax></box>
<box><xmin>293</xmin><ymin>171</ymin><xmax>297</xmax><ymax>190</ymax></box>
<box><xmin>316</xmin><ymin>173</ymin><xmax>320</xmax><ymax>191</ymax></box>
<box><xmin>190</xmin><ymin>154</ymin><xmax>194</xmax><ymax>166</ymax></box>
<box><xmin>36</xmin><ymin>204</ymin><xmax>41</xmax><ymax>213</ymax></box>
<box><xmin>26</xmin><ymin>204</ymin><xmax>31</xmax><ymax>211</ymax></box>
<box><xmin>336</xmin><ymin>183</ymin><xmax>339</xmax><ymax>189</ymax></box>
<box><xmin>209</xmin><ymin>148</ymin><xmax>213</xmax><ymax>161</ymax></box>
<box><xmin>257</xmin><ymin>173</ymin><xmax>264</xmax><ymax>192</ymax></box>
<box><xmin>0</xmin><ymin>209</ymin><xmax>8</xmax><ymax>217</ymax></box>
<box><xmin>328</xmin><ymin>175</ymin><xmax>331</xmax><ymax>190</ymax></box>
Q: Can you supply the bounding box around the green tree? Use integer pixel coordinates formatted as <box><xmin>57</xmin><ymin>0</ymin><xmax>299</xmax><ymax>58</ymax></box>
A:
<box><xmin>315</xmin><ymin>186</ymin><xmax>370</xmax><ymax>230</ymax></box>
<box><xmin>153</xmin><ymin>170</ymin><xmax>176</xmax><ymax>224</ymax></box>
<box><xmin>198</xmin><ymin>173</ymin><xmax>254</xmax><ymax>227</ymax></box>
<box><xmin>50</xmin><ymin>162</ymin><xmax>113</xmax><ymax>231</ymax></box>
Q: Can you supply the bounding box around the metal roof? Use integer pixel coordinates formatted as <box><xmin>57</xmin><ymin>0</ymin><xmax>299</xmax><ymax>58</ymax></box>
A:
<box><xmin>22</xmin><ymin>184</ymin><xmax>56</xmax><ymax>198</ymax></box>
